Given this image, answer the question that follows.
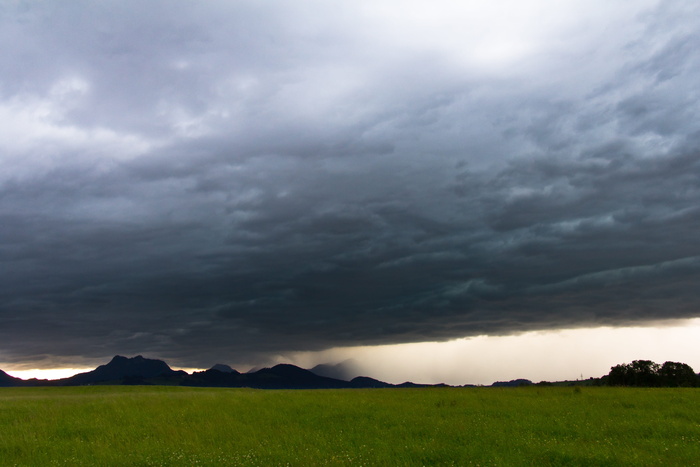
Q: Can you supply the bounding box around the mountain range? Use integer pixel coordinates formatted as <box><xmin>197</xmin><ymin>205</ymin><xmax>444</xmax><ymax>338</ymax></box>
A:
<box><xmin>0</xmin><ymin>355</ymin><xmax>461</xmax><ymax>389</ymax></box>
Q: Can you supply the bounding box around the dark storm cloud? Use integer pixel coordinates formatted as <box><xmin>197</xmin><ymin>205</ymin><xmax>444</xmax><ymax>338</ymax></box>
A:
<box><xmin>1</xmin><ymin>0</ymin><xmax>700</xmax><ymax>368</ymax></box>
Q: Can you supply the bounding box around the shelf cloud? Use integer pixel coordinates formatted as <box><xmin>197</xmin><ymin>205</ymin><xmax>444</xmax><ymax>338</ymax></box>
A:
<box><xmin>1</xmin><ymin>0</ymin><xmax>699</xmax><ymax>368</ymax></box>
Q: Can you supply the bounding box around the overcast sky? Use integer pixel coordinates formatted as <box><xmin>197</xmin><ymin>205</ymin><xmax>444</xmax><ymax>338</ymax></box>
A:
<box><xmin>2</xmin><ymin>0</ymin><xmax>700</xmax><ymax>378</ymax></box>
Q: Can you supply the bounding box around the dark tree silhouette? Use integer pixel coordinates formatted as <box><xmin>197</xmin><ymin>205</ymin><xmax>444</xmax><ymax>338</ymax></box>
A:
<box><xmin>605</xmin><ymin>360</ymin><xmax>698</xmax><ymax>387</ymax></box>
<box><xmin>606</xmin><ymin>363</ymin><xmax>629</xmax><ymax>386</ymax></box>
<box><xmin>630</xmin><ymin>360</ymin><xmax>661</xmax><ymax>386</ymax></box>
<box><xmin>659</xmin><ymin>361</ymin><xmax>697</xmax><ymax>387</ymax></box>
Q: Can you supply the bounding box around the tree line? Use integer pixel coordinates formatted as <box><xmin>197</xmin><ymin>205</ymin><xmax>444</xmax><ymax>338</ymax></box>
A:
<box><xmin>601</xmin><ymin>360</ymin><xmax>698</xmax><ymax>387</ymax></box>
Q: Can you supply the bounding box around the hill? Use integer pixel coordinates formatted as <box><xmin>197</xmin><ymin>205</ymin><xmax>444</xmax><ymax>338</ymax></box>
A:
<box><xmin>60</xmin><ymin>355</ymin><xmax>186</xmax><ymax>385</ymax></box>
<box><xmin>0</xmin><ymin>356</ymin><xmax>399</xmax><ymax>389</ymax></box>
<box><xmin>0</xmin><ymin>369</ymin><xmax>22</xmax><ymax>387</ymax></box>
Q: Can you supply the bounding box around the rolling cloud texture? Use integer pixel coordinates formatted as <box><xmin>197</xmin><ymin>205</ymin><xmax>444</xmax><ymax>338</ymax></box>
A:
<box><xmin>1</xmin><ymin>0</ymin><xmax>699</xmax><ymax>368</ymax></box>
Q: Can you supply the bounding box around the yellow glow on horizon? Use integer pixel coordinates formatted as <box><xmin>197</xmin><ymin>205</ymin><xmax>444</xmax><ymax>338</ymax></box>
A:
<box><xmin>286</xmin><ymin>318</ymin><xmax>700</xmax><ymax>385</ymax></box>
<box><xmin>4</xmin><ymin>368</ymin><xmax>94</xmax><ymax>380</ymax></box>
<box><xmin>3</xmin><ymin>366</ymin><xmax>206</xmax><ymax>381</ymax></box>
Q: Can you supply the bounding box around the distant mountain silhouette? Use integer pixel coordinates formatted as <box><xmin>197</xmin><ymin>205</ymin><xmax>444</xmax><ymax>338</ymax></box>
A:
<box><xmin>210</xmin><ymin>364</ymin><xmax>237</xmax><ymax>374</ymax></box>
<box><xmin>0</xmin><ymin>355</ymin><xmax>520</xmax><ymax>389</ymax></box>
<box><xmin>0</xmin><ymin>369</ymin><xmax>22</xmax><ymax>387</ymax></box>
<box><xmin>184</xmin><ymin>364</ymin><xmax>351</xmax><ymax>389</ymax></box>
<box><xmin>0</xmin><ymin>356</ymin><xmax>456</xmax><ymax>389</ymax></box>
<box><xmin>349</xmin><ymin>376</ymin><xmax>393</xmax><ymax>388</ymax></box>
<box><xmin>251</xmin><ymin>364</ymin><xmax>350</xmax><ymax>389</ymax></box>
<box><xmin>491</xmin><ymin>379</ymin><xmax>533</xmax><ymax>387</ymax></box>
<box><xmin>395</xmin><ymin>381</ymin><xmax>449</xmax><ymax>388</ymax></box>
<box><xmin>184</xmin><ymin>368</ymin><xmax>242</xmax><ymax>387</ymax></box>
<box><xmin>310</xmin><ymin>359</ymin><xmax>359</xmax><ymax>380</ymax></box>
<box><xmin>61</xmin><ymin>355</ymin><xmax>184</xmax><ymax>385</ymax></box>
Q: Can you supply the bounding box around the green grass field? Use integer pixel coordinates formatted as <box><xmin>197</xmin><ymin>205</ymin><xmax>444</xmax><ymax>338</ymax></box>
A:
<box><xmin>1</xmin><ymin>386</ymin><xmax>699</xmax><ymax>466</ymax></box>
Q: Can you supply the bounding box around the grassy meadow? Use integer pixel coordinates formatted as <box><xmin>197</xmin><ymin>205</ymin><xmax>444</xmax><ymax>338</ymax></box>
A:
<box><xmin>1</xmin><ymin>385</ymin><xmax>699</xmax><ymax>466</ymax></box>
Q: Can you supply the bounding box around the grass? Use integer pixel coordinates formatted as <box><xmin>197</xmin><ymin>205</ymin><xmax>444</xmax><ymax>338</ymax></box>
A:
<box><xmin>1</xmin><ymin>385</ymin><xmax>699</xmax><ymax>466</ymax></box>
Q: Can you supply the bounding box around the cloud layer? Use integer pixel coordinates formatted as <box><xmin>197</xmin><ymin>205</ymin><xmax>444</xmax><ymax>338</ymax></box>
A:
<box><xmin>1</xmin><ymin>0</ymin><xmax>700</xmax><ymax>367</ymax></box>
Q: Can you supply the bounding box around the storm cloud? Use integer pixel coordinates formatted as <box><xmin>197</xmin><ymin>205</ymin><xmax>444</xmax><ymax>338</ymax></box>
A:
<box><xmin>2</xmin><ymin>0</ymin><xmax>700</xmax><ymax>368</ymax></box>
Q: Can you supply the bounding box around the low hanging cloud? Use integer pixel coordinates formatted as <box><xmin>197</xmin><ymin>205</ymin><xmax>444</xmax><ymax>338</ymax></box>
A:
<box><xmin>1</xmin><ymin>0</ymin><xmax>700</xmax><ymax>368</ymax></box>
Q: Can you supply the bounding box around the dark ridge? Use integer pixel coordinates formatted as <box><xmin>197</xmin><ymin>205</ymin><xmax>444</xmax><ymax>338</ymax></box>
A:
<box><xmin>210</xmin><ymin>364</ymin><xmax>238</xmax><ymax>374</ymax></box>
<box><xmin>60</xmin><ymin>355</ymin><xmax>180</xmax><ymax>385</ymax></box>
<box><xmin>349</xmin><ymin>376</ymin><xmax>393</xmax><ymax>388</ymax></box>
<box><xmin>182</xmin><ymin>364</ymin><xmax>356</xmax><ymax>389</ymax></box>
<box><xmin>0</xmin><ymin>369</ymin><xmax>22</xmax><ymax>387</ymax></box>
<box><xmin>1</xmin><ymin>357</ymin><xmax>397</xmax><ymax>389</ymax></box>
<box><xmin>251</xmin><ymin>364</ymin><xmax>350</xmax><ymax>389</ymax></box>
<box><xmin>491</xmin><ymin>379</ymin><xmax>534</xmax><ymax>387</ymax></box>
<box><xmin>184</xmin><ymin>368</ymin><xmax>245</xmax><ymax>387</ymax></box>
<box><xmin>395</xmin><ymin>381</ymin><xmax>448</xmax><ymax>388</ymax></box>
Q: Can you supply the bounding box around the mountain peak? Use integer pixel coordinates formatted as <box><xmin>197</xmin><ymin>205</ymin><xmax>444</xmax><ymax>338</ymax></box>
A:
<box><xmin>0</xmin><ymin>369</ymin><xmax>21</xmax><ymax>387</ymax></box>
<box><xmin>258</xmin><ymin>363</ymin><xmax>311</xmax><ymax>377</ymax></box>
<box><xmin>65</xmin><ymin>355</ymin><xmax>177</xmax><ymax>385</ymax></box>
<box><xmin>210</xmin><ymin>363</ymin><xmax>237</xmax><ymax>374</ymax></box>
<box><xmin>310</xmin><ymin>359</ymin><xmax>360</xmax><ymax>381</ymax></box>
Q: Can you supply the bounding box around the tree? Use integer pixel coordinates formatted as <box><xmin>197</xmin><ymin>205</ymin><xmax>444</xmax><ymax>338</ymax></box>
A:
<box><xmin>606</xmin><ymin>363</ymin><xmax>630</xmax><ymax>386</ymax></box>
<box><xmin>659</xmin><ymin>361</ymin><xmax>697</xmax><ymax>387</ymax></box>
<box><xmin>605</xmin><ymin>359</ymin><xmax>698</xmax><ymax>387</ymax></box>
<box><xmin>628</xmin><ymin>360</ymin><xmax>661</xmax><ymax>386</ymax></box>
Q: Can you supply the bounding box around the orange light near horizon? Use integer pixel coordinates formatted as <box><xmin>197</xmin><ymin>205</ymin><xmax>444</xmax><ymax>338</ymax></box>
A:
<box><xmin>3</xmin><ymin>366</ymin><xmax>208</xmax><ymax>381</ymax></box>
<box><xmin>3</xmin><ymin>368</ymin><xmax>94</xmax><ymax>380</ymax></box>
